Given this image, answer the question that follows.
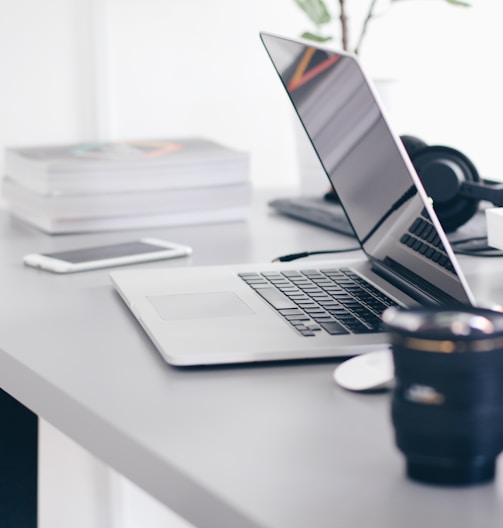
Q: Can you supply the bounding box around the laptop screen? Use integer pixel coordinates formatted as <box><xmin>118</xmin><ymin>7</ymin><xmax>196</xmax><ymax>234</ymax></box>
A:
<box><xmin>260</xmin><ymin>32</ymin><xmax>473</xmax><ymax>306</ymax></box>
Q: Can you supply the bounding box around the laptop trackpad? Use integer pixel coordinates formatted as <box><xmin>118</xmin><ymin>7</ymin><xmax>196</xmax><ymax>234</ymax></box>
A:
<box><xmin>148</xmin><ymin>292</ymin><xmax>255</xmax><ymax>320</ymax></box>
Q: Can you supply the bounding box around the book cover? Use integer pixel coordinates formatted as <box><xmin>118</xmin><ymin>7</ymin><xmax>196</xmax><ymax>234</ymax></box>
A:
<box><xmin>2</xmin><ymin>179</ymin><xmax>251</xmax><ymax>219</ymax></box>
<box><xmin>9</xmin><ymin>205</ymin><xmax>249</xmax><ymax>234</ymax></box>
<box><xmin>7</xmin><ymin>161</ymin><xmax>249</xmax><ymax>196</ymax></box>
<box><xmin>5</xmin><ymin>138</ymin><xmax>249</xmax><ymax>175</ymax></box>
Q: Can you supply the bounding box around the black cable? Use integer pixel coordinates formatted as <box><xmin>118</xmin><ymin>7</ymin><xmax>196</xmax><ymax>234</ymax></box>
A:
<box><xmin>273</xmin><ymin>235</ymin><xmax>503</xmax><ymax>263</ymax></box>
<box><xmin>272</xmin><ymin>247</ymin><xmax>361</xmax><ymax>263</ymax></box>
<box><xmin>451</xmin><ymin>236</ymin><xmax>503</xmax><ymax>257</ymax></box>
<box><xmin>451</xmin><ymin>236</ymin><xmax>488</xmax><ymax>247</ymax></box>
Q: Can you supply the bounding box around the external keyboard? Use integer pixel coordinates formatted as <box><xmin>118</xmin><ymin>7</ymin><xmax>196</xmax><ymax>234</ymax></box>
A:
<box><xmin>401</xmin><ymin>209</ymin><xmax>455</xmax><ymax>273</ymax></box>
<box><xmin>268</xmin><ymin>197</ymin><xmax>355</xmax><ymax>237</ymax></box>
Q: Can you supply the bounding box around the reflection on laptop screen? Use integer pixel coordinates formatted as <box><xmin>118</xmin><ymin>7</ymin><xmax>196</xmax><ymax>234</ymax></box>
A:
<box><xmin>261</xmin><ymin>32</ymin><xmax>473</xmax><ymax>306</ymax></box>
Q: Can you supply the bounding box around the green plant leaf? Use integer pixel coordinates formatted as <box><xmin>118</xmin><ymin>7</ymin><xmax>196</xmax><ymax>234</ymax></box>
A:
<box><xmin>444</xmin><ymin>0</ymin><xmax>471</xmax><ymax>6</ymax></box>
<box><xmin>300</xmin><ymin>31</ymin><xmax>333</xmax><ymax>42</ymax></box>
<box><xmin>294</xmin><ymin>0</ymin><xmax>331</xmax><ymax>26</ymax></box>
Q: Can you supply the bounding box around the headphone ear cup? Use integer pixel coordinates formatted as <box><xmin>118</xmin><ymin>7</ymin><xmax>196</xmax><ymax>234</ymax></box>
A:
<box><xmin>410</xmin><ymin>145</ymin><xmax>480</xmax><ymax>233</ymax></box>
<box><xmin>400</xmin><ymin>135</ymin><xmax>428</xmax><ymax>159</ymax></box>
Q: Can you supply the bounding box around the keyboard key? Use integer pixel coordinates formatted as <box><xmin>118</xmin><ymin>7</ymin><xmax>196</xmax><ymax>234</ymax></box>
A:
<box><xmin>255</xmin><ymin>288</ymin><xmax>298</xmax><ymax>310</ymax></box>
<box><xmin>319</xmin><ymin>321</ymin><xmax>350</xmax><ymax>335</ymax></box>
<box><xmin>285</xmin><ymin>314</ymin><xmax>310</xmax><ymax>321</ymax></box>
<box><xmin>278</xmin><ymin>308</ymin><xmax>304</xmax><ymax>316</ymax></box>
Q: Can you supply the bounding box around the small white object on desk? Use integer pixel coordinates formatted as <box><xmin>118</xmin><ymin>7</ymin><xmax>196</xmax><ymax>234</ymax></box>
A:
<box><xmin>486</xmin><ymin>208</ymin><xmax>503</xmax><ymax>250</ymax></box>
<box><xmin>333</xmin><ymin>349</ymin><xmax>394</xmax><ymax>392</ymax></box>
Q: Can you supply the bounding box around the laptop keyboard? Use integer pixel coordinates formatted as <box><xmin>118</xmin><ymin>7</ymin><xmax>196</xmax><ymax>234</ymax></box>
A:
<box><xmin>238</xmin><ymin>268</ymin><xmax>399</xmax><ymax>337</ymax></box>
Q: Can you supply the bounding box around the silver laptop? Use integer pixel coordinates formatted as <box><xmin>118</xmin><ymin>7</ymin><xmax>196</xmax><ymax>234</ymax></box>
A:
<box><xmin>110</xmin><ymin>33</ymin><xmax>475</xmax><ymax>366</ymax></box>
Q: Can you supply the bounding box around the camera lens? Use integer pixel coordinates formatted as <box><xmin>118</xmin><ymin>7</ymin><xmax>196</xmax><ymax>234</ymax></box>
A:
<box><xmin>383</xmin><ymin>306</ymin><xmax>503</xmax><ymax>485</ymax></box>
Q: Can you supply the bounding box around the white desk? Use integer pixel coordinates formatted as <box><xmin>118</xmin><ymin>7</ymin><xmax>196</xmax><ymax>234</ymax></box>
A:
<box><xmin>1</xmin><ymin>195</ymin><xmax>503</xmax><ymax>528</ymax></box>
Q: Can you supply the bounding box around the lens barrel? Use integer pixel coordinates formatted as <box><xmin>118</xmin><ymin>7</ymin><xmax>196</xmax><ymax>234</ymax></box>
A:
<box><xmin>384</xmin><ymin>307</ymin><xmax>503</xmax><ymax>485</ymax></box>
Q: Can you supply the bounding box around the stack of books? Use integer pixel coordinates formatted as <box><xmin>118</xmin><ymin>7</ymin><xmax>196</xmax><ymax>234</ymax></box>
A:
<box><xmin>2</xmin><ymin>138</ymin><xmax>251</xmax><ymax>234</ymax></box>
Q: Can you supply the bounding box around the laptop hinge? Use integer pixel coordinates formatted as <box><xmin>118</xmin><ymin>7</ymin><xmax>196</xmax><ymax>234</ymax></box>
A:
<box><xmin>370</xmin><ymin>258</ymin><xmax>463</xmax><ymax>307</ymax></box>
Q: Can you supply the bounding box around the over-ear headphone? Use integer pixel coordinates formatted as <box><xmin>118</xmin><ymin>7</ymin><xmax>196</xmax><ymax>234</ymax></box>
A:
<box><xmin>400</xmin><ymin>135</ymin><xmax>503</xmax><ymax>233</ymax></box>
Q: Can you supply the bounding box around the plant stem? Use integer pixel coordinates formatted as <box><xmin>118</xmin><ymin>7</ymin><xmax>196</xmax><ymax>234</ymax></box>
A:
<box><xmin>338</xmin><ymin>0</ymin><xmax>349</xmax><ymax>51</ymax></box>
<box><xmin>354</xmin><ymin>0</ymin><xmax>379</xmax><ymax>55</ymax></box>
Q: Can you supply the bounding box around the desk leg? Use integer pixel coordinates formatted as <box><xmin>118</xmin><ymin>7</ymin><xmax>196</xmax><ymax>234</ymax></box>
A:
<box><xmin>0</xmin><ymin>388</ymin><xmax>37</xmax><ymax>527</ymax></box>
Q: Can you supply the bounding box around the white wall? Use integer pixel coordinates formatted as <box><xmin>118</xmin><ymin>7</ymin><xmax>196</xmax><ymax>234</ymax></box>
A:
<box><xmin>1</xmin><ymin>1</ymin><xmax>502</xmax><ymax>189</ymax></box>
<box><xmin>99</xmin><ymin>0</ymin><xmax>307</xmax><ymax>188</ymax></box>
<box><xmin>358</xmin><ymin>0</ymin><xmax>503</xmax><ymax>183</ymax></box>
<box><xmin>0</xmin><ymin>0</ymin><xmax>308</xmax><ymax>190</ymax></box>
<box><xmin>0</xmin><ymin>1</ymin><xmax>97</xmax><ymax>153</ymax></box>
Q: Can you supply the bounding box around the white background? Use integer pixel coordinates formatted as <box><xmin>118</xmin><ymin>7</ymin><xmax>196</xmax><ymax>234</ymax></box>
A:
<box><xmin>3</xmin><ymin>1</ymin><xmax>503</xmax><ymax>526</ymax></box>
<box><xmin>2</xmin><ymin>0</ymin><xmax>503</xmax><ymax>192</ymax></box>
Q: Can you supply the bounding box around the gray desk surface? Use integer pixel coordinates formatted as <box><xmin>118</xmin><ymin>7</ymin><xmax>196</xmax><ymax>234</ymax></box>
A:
<box><xmin>1</xmin><ymin>195</ymin><xmax>503</xmax><ymax>528</ymax></box>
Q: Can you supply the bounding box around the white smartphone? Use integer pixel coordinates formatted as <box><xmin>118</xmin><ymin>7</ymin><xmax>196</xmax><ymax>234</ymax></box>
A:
<box><xmin>23</xmin><ymin>238</ymin><xmax>192</xmax><ymax>273</ymax></box>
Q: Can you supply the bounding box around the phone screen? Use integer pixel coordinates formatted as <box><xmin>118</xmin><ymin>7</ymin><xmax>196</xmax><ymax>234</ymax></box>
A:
<box><xmin>43</xmin><ymin>241</ymin><xmax>170</xmax><ymax>264</ymax></box>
